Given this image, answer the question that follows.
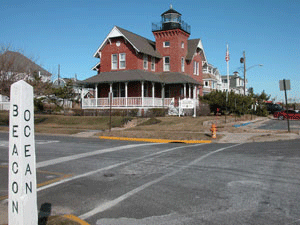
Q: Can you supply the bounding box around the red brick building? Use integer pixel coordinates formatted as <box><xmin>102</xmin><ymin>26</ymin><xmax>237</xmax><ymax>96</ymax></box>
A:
<box><xmin>81</xmin><ymin>6</ymin><xmax>207</xmax><ymax>109</ymax></box>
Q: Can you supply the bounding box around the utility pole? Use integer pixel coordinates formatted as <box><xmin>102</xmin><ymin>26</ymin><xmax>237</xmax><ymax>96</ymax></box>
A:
<box><xmin>243</xmin><ymin>51</ymin><xmax>246</xmax><ymax>95</ymax></box>
<box><xmin>240</xmin><ymin>51</ymin><xmax>247</xmax><ymax>95</ymax></box>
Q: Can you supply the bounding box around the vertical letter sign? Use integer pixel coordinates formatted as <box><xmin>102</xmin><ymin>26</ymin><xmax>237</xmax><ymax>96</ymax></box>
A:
<box><xmin>9</xmin><ymin>80</ymin><xmax>37</xmax><ymax>224</ymax></box>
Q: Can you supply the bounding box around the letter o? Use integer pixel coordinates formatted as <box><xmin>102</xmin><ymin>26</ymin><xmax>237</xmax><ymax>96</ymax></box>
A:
<box><xmin>24</xmin><ymin>110</ymin><xmax>30</xmax><ymax>122</ymax></box>
<box><xmin>12</xmin><ymin>182</ymin><xmax>18</xmax><ymax>194</ymax></box>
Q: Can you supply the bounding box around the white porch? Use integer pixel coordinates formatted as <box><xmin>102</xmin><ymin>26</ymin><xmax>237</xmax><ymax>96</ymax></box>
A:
<box><xmin>82</xmin><ymin>97</ymin><xmax>174</xmax><ymax>109</ymax></box>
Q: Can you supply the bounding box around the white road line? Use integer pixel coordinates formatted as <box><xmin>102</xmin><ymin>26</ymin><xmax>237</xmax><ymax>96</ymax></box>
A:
<box><xmin>0</xmin><ymin>140</ymin><xmax>60</xmax><ymax>147</ymax></box>
<box><xmin>37</xmin><ymin>142</ymin><xmax>161</xmax><ymax>168</ymax></box>
<box><xmin>37</xmin><ymin>143</ymin><xmax>206</xmax><ymax>192</ymax></box>
<box><xmin>79</xmin><ymin>143</ymin><xmax>243</xmax><ymax>220</ymax></box>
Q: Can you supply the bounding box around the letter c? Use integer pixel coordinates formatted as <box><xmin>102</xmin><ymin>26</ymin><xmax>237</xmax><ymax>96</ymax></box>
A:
<box><xmin>12</xmin><ymin>162</ymin><xmax>18</xmax><ymax>174</ymax></box>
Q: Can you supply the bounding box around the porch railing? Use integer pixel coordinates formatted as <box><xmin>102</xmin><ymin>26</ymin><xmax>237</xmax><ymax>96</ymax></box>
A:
<box><xmin>82</xmin><ymin>97</ymin><xmax>173</xmax><ymax>109</ymax></box>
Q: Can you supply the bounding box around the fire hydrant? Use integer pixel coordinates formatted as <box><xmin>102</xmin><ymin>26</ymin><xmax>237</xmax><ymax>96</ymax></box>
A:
<box><xmin>210</xmin><ymin>123</ymin><xmax>217</xmax><ymax>139</ymax></box>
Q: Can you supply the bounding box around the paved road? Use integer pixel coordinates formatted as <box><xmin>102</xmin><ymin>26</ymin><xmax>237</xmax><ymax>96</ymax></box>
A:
<box><xmin>1</xmin><ymin>132</ymin><xmax>300</xmax><ymax>224</ymax></box>
<box><xmin>258</xmin><ymin>118</ymin><xmax>300</xmax><ymax>131</ymax></box>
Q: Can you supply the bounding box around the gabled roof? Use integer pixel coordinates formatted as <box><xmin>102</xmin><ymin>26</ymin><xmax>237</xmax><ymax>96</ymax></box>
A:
<box><xmin>93</xmin><ymin>26</ymin><xmax>161</xmax><ymax>59</ymax></box>
<box><xmin>203</xmin><ymin>73</ymin><xmax>218</xmax><ymax>80</ymax></box>
<box><xmin>0</xmin><ymin>51</ymin><xmax>51</xmax><ymax>76</ymax></box>
<box><xmin>186</xmin><ymin>39</ymin><xmax>207</xmax><ymax>62</ymax></box>
<box><xmin>79</xmin><ymin>70</ymin><xmax>200</xmax><ymax>86</ymax></box>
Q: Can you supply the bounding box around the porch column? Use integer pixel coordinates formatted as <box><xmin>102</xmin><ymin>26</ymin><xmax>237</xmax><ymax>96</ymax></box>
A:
<box><xmin>109</xmin><ymin>83</ymin><xmax>113</xmax><ymax>107</ymax></box>
<box><xmin>81</xmin><ymin>88</ymin><xmax>84</xmax><ymax>108</ymax></box>
<box><xmin>95</xmin><ymin>84</ymin><xmax>98</xmax><ymax>108</ymax></box>
<box><xmin>193</xmin><ymin>85</ymin><xmax>197</xmax><ymax>118</ymax></box>
<box><xmin>189</xmin><ymin>84</ymin><xmax>191</xmax><ymax>98</ymax></box>
<box><xmin>109</xmin><ymin>83</ymin><xmax>113</xmax><ymax>93</ymax></box>
<box><xmin>184</xmin><ymin>83</ymin><xmax>187</xmax><ymax>98</ymax></box>
<box><xmin>193</xmin><ymin>85</ymin><xmax>197</xmax><ymax>100</ymax></box>
<box><xmin>141</xmin><ymin>81</ymin><xmax>144</xmax><ymax>107</ymax></box>
<box><xmin>161</xmin><ymin>83</ymin><xmax>165</xmax><ymax>108</ymax></box>
<box><xmin>152</xmin><ymin>82</ymin><xmax>155</xmax><ymax>107</ymax></box>
<box><xmin>125</xmin><ymin>82</ymin><xmax>128</xmax><ymax>107</ymax></box>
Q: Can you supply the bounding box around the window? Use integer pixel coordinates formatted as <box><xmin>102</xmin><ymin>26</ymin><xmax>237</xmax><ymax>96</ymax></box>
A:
<box><xmin>112</xmin><ymin>54</ymin><xmax>118</xmax><ymax>70</ymax></box>
<box><xmin>119</xmin><ymin>53</ymin><xmax>126</xmax><ymax>69</ymax></box>
<box><xmin>163</xmin><ymin>41</ymin><xmax>170</xmax><ymax>47</ymax></box>
<box><xmin>181</xmin><ymin>57</ymin><xmax>185</xmax><ymax>72</ymax></box>
<box><xmin>193</xmin><ymin>61</ymin><xmax>199</xmax><ymax>75</ymax></box>
<box><xmin>164</xmin><ymin>56</ymin><xmax>170</xmax><ymax>71</ymax></box>
<box><xmin>181</xmin><ymin>42</ymin><xmax>184</xmax><ymax>48</ymax></box>
<box><xmin>151</xmin><ymin>57</ymin><xmax>155</xmax><ymax>71</ymax></box>
<box><xmin>143</xmin><ymin>55</ymin><xmax>148</xmax><ymax>69</ymax></box>
<box><xmin>205</xmin><ymin>81</ymin><xmax>209</xmax><ymax>87</ymax></box>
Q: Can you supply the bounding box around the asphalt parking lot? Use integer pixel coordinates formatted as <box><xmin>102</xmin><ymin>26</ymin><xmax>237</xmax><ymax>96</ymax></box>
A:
<box><xmin>1</xmin><ymin>132</ymin><xmax>300</xmax><ymax>224</ymax></box>
<box><xmin>258</xmin><ymin>118</ymin><xmax>300</xmax><ymax>131</ymax></box>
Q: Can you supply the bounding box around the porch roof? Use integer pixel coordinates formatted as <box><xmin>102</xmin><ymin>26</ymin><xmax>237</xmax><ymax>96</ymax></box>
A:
<box><xmin>80</xmin><ymin>70</ymin><xmax>200</xmax><ymax>86</ymax></box>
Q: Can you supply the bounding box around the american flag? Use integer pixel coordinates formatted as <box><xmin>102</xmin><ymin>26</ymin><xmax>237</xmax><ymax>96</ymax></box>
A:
<box><xmin>225</xmin><ymin>44</ymin><xmax>230</xmax><ymax>62</ymax></box>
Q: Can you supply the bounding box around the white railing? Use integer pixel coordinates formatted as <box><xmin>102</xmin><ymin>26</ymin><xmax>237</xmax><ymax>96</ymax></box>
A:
<box><xmin>0</xmin><ymin>102</ymin><xmax>10</xmax><ymax>111</ymax></box>
<box><xmin>82</xmin><ymin>97</ymin><xmax>173</xmax><ymax>108</ymax></box>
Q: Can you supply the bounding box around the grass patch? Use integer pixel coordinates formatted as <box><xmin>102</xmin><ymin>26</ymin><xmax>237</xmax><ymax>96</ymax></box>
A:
<box><xmin>137</xmin><ymin>117</ymin><xmax>161</xmax><ymax>126</ymax></box>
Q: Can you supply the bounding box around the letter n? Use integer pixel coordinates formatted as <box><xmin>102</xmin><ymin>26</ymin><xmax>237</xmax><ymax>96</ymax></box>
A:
<box><xmin>12</xmin><ymin>200</ymin><xmax>18</xmax><ymax>213</ymax></box>
<box><xmin>26</xmin><ymin>181</ymin><xmax>32</xmax><ymax>194</ymax></box>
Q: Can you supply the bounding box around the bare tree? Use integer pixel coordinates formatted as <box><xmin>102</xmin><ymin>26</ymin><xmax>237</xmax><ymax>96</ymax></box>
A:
<box><xmin>0</xmin><ymin>45</ymin><xmax>52</xmax><ymax>98</ymax></box>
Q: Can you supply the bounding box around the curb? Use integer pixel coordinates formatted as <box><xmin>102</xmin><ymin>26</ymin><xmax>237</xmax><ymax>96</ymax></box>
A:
<box><xmin>61</xmin><ymin>214</ymin><xmax>90</xmax><ymax>225</ymax></box>
<box><xmin>99</xmin><ymin>136</ymin><xmax>212</xmax><ymax>144</ymax></box>
<box><xmin>44</xmin><ymin>214</ymin><xmax>90</xmax><ymax>225</ymax></box>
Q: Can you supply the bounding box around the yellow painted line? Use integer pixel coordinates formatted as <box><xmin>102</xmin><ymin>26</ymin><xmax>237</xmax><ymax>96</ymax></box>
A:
<box><xmin>37</xmin><ymin>174</ymin><xmax>73</xmax><ymax>188</ymax></box>
<box><xmin>0</xmin><ymin>166</ymin><xmax>72</xmax><ymax>201</ymax></box>
<box><xmin>99</xmin><ymin>136</ymin><xmax>212</xmax><ymax>144</ymax></box>
<box><xmin>62</xmin><ymin>214</ymin><xmax>90</xmax><ymax>225</ymax></box>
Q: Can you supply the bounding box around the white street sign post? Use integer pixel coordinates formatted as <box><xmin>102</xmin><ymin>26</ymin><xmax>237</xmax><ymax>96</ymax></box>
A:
<box><xmin>9</xmin><ymin>80</ymin><xmax>38</xmax><ymax>224</ymax></box>
<box><xmin>279</xmin><ymin>79</ymin><xmax>291</xmax><ymax>133</ymax></box>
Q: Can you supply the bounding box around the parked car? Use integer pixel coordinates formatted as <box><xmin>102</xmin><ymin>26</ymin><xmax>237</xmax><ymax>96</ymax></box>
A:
<box><xmin>266</xmin><ymin>103</ymin><xmax>283</xmax><ymax>114</ymax></box>
<box><xmin>273</xmin><ymin>110</ymin><xmax>300</xmax><ymax>120</ymax></box>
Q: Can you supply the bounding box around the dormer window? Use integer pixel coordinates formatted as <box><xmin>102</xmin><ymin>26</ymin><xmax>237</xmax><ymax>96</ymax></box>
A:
<box><xmin>164</xmin><ymin>41</ymin><xmax>170</xmax><ymax>47</ymax></box>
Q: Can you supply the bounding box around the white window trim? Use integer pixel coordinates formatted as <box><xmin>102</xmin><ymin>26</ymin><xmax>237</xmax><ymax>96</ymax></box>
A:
<box><xmin>163</xmin><ymin>41</ymin><xmax>170</xmax><ymax>48</ymax></box>
<box><xmin>143</xmin><ymin>55</ymin><xmax>148</xmax><ymax>70</ymax></box>
<box><xmin>151</xmin><ymin>57</ymin><xmax>155</xmax><ymax>71</ymax></box>
<box><xmin>181</xmin><ymin>57</ymin><xmax>185</xmax><ymax>72</ymax></box>
<box><xmin>164</xmin><ymin>56</ymin><xmax>170</xmax><ymax>72</ymax></box>
<box><xmin>112</xmin><ymin>54</ymin><xmax>118</xmax><ymax>70</ymax></box>
<box><xmin>119</xmin><ymin>53</ymin><xmax>126</xmax><ymax>69</ymax></box>
<box><xmin>181</xmin><ymin>42</ymin><xmax>184</xmax><ymax>48</ymax></box>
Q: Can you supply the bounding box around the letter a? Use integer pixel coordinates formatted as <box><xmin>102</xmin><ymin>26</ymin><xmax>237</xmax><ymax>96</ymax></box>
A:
<box><xmin>25</xmin><ymin>163</ymin><xmax>32</xmax><ymax>176</ymax></box>
<box><xmin>12</xmin><ymin>144</ymin><xmax>18</xmax><ymax>156</ymax></box>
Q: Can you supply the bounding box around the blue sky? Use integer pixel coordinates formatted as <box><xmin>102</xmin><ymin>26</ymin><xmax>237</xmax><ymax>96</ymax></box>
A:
<box><xmin>1</xmin><ymin>0</ymin><xmax>299</xmax><ymax>102</ymax></box>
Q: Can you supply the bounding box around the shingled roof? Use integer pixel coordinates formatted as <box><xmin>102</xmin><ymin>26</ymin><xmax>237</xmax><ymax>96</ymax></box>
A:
<box><xmin>186</xmin><ymin>39</ymin><xmax>207</xmax><ymax>62</ymax></box>
<box><xmin>94</xmin><ymin>26</ymin><xmax>161</xmax><ymax>59</ymax></box>
<box><xmin>0</xmin><ymin>51</ymin><xmax>51</xmax><ymax>76</ymax></box>
<box><xmin>80</xmin><ymin>70</ymin><xmax>200</xmax><ymax>87</ymax></box>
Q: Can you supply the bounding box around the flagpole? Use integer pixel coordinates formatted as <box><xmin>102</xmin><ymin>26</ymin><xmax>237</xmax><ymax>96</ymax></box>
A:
<box><xmin>225</xmin><ymin>44</ymin><xmax>230</xmax><ymax>123</ymax></box>
<box><xmin>226</xmin><ymin>44</ymin><xmax>229</xmax><ymax>93</ymax></box>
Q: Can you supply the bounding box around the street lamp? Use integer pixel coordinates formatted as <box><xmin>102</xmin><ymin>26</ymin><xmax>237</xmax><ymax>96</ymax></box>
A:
<box><xmin>240</xmin><ymin>51</ymin><xmax>263</xmax><ymax>95</ymax></box>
